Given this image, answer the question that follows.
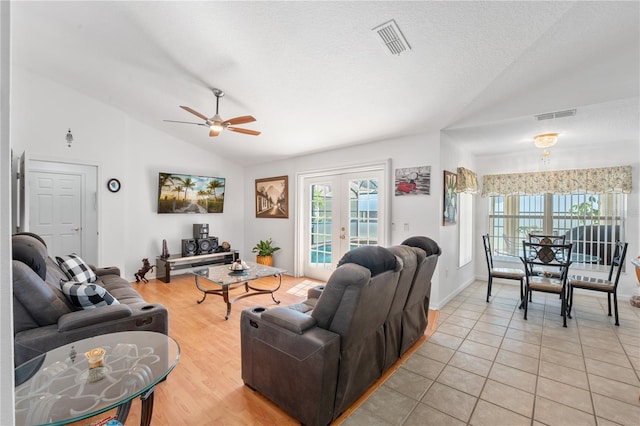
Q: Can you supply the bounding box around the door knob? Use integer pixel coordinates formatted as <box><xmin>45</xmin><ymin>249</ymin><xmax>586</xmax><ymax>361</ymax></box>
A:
<box><xmin>72</xmin><ymin>227</ymin><xmax>81</xmax><ymax>231</ymax></box>
<box><xmin>340</xmin><ymin>227</ymin><xmax>346</xmax><ymax>240</ymax></box>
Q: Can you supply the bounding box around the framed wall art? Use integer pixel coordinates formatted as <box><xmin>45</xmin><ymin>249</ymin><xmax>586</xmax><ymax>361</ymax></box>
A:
<box><xmin>255</xmin><ymin>175</ymin><xmax>288</xmax><ymax>219</ymax></box>
<box><xmin>395</xmin><ymin>166</ymin><xmax>431</xmax><ymax>195</ymax></box>
<box><xmin>443</xmin><ymin>170</ymin><xmax>457</xmax><ymax>226</ymax></box>
<box><xmin>157</xmin><ymin>172</ymin><xmax>225</xmax><ymax>214</ymax></box>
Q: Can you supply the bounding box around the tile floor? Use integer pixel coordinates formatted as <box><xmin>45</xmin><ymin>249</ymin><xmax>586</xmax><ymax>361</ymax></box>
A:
<box><xmin>343</xmin><ymin>280</ymin><xmax>640</xmax><ymax>426</ymax></box>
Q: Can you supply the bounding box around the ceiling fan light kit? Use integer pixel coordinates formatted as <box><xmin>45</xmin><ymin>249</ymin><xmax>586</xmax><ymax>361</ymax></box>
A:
<box><xmin>165</xmin><ymin>88</ymin><xmax>260</xmax><ymax>137</ymax></box>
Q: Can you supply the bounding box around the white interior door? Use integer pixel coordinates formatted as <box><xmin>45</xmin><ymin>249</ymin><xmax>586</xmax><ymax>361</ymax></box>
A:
<box><xmin>26</xmin><ymin>160</ymin><xmax>98</xmax><ymax>264</ymax></box>
<box><xmin>29</xmin><ymin>171</ymin><xmax>83</xmax><ymax>256</ymax></box>
<box><xmin>303</xmin><ymin>169</ymin><xmax>385</xmax><ymax>281</ymax></box>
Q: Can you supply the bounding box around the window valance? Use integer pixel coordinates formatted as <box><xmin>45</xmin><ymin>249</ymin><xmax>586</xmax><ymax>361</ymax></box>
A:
<box><xmin>481</xmin><ymin>165</ymin><xmax>632</xmax><ymax>196</ymax></box>
<box><xmin>456</xmin><ymin>167</ymin><xmax>478</xmax><ymax>194</ymax></box>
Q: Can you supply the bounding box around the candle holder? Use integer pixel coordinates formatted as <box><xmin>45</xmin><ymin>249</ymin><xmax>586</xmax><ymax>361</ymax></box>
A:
<box><xmin>85</xmin><ymin>348</ymin><xmax>106</xmax><ymax>369</ymax></box>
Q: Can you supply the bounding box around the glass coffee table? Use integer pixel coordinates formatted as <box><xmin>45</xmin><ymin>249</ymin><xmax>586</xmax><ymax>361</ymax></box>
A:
<box><xmin>192</xmin><ymin>261</ymin><xmax>287</xmax><ymax>319</ymax></box>
<box><xmin>14</xmin><ymin>331</ymin><xmax>180</xmax><ymax>426</ymax></box>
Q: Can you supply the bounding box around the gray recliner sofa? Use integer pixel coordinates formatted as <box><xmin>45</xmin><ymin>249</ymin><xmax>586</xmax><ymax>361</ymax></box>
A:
<box><xmin>240</xmin><ymin>239</ymin><xmax>440</xmax><ymax>426</ymax></box>
<box><xmin>12</xmin><ymin>233</ymin><xmax>169</xmax><ymax>366</ymax></box>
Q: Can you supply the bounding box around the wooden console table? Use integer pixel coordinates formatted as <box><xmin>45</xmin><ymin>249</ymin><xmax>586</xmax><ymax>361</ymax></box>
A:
<box><xmin>156</xmin><ymin>251</ymin><xmax>238</xmax><ymax>283</ymax></box>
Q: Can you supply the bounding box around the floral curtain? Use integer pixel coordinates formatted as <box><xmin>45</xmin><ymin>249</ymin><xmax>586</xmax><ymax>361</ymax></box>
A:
<box><xmin>481</xmin><ymin>165</ymin><xmax>632</xmax><ymax>196</ymax></box>
<box><xmin>455</xmin><ymin>167</ymin><xmax>478</xmax><ymax>194</ymax></box>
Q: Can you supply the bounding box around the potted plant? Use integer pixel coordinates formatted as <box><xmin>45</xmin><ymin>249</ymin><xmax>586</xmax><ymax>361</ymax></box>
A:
<box><xmin>252</xmin><ymin>238</ymin><xmax>281</xmax><ymax>266</ymax></box>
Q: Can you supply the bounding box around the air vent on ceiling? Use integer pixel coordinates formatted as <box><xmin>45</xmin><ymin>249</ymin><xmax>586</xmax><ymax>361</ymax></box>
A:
<box><xmin>372</xmin><ymin>19</ymin><xmax>411</xmax><ymax>55</ymax></box>
<box><xmin>534</xmin><ymin>109</ymin><xmax>577</xmax><ymax>121</ymax></box>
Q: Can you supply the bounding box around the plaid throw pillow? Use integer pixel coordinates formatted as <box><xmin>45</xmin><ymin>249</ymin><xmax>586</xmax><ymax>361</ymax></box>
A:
<box><xmin>56</xmin><ymin>254</ymin><xmax>97</xmax><ymax>284</ymax></box>
<box><xmin>61</xmin><ymin>281</ymin><xmax>119</xmax><ymax>309</ymax></box>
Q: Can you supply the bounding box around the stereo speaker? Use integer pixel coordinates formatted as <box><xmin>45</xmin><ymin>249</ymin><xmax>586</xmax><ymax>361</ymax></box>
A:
<box><xmin>196</xmin><ymin>237</ymin><xmax>218</xmax><ymax>255</ymax></box>
<box><xmin>181</xmin><ymin>239</ymin><xmax>197</xmax><ymax>257</ymax></box>
<box><xmin>193</xmin><ymin>223</ymin><xmax>209</xmax><ymax>239</ymax></box>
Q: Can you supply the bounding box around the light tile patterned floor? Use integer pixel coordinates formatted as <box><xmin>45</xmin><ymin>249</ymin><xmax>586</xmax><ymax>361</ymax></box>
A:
<box><xmin>343</xmin><ymin>280</ymin><xmax>640</xmax><ymax>426</ymax></box>
<box><xmin>286</xmin><ymin>279</ymin><xmax>322</xmax><ymax>296</ymax></box>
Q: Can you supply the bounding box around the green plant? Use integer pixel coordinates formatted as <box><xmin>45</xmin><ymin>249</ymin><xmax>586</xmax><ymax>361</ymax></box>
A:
<box><xmin>251</xmin><ymin>238</ymin><xmax>281</xmax><ymax>256</ymax></box>
<box><xmin>569</xmin><ymin>195</ymin><xmax>599</xmax><ymax>224</ymax></box>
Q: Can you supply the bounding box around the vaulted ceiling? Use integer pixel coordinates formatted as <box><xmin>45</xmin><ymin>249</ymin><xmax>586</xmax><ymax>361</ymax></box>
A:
<box><xmin>11</xmin><ymin>1</ymin><xmax>639</xmax><ymax>166</ymax></box>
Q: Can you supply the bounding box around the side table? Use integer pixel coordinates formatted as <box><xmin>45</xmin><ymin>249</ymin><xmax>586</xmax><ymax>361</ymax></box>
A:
<box><xmin>15</xmin><ymin>331</ymin><xmax>180</xmax><ymax>426</ymax></box>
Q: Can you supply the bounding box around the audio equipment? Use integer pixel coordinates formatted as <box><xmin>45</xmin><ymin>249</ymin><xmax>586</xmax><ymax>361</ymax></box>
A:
<box><xmin>193</xmin><ymin>223</ymin><xmax>209</xmax><ymax>239</ymax></box>
<box><xmin>181</xmin><ymin>239</ymin><xmax>197</xmax><ymax>257</ymax></box>
<box><xmin>196</xmin><ymin>237</ymin><xmax>218</xmax><ymax>255</ymax></box>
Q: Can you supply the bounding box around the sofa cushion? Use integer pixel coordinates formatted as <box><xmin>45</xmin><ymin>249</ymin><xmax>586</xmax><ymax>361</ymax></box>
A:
<box><xmin>336</xmin><ymin>246</ymin><xmax>397</xmax><ymax>276</ymax></box>
<box><xmin>56</xmin><ymin>254</ymin><xmax>98</xmax><ymax>284</ymax></box>
<box><xmin>61</xmin><ymin>281</ymin><xmax>120</xmax><ymax>309</ymax></box>
<box><xmin>13</xmin><ymin>260</ymin><xmax>72</xmax><ymax>327</ymax></box>
<box><xmin>12</xmin><ymin>241</ymin><xmax>47</xmax><ymax>280</ymax></box>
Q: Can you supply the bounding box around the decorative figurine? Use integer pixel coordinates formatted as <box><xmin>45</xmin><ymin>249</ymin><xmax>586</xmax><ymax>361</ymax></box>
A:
<box><xmin>161</xmin><ymin>239</ymin><xmax>170</xmax><ymax>259</ymax></box>
<box><xmin>134</xmin><ymin>258</ymin><xmax>155</xmax><ymax>283</ymax></box>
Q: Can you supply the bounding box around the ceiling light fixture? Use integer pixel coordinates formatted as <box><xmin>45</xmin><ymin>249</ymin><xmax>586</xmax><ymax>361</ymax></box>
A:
<box><xmin>533</xmin><ymin>133</ymin><xmax>558</xmax><ymax>148</ymax></box>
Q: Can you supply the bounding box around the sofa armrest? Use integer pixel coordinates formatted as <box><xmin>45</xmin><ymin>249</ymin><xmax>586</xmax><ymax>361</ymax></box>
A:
<box><xmin>90</xmin><ymin>266</ymin><xmax>121</xmax><ymax>276</ymax></box>
<box><xmin>262</xmin><ymin>307</ymin><xmax>317</xmax><ymax>334</ymax></box>
<box><xmin>307</xmin><ymin>285</ymin><xmax>325</xmax><ymax>300</ymax></box>
<box><xmin>57</xmin><ymin>304</ymin><xmax>132</xmax><ymax>332</ymax></box>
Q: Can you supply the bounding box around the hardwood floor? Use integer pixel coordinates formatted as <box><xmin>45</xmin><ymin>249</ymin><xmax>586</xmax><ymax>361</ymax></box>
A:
<box><xmin>82</xmin><ymin>273</ymin><xmax>437</xmax><ymax>425</ymax></box>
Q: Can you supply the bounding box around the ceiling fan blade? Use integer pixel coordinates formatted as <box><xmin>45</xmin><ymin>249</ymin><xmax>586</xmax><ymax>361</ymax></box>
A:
<box><xmin>227</xmin><ymin>127</ymin><xmax>261</xmax><ymax>136</ymax></box>
<box><xmin>180</xmin><ymin>106</ymin><xmax>209</xmax><ymax>121</ymax></box>
<box><xmin>224</xmin><ymin>115</ymin><xmax>256</xmax><ymax>126</ymax></box>
<box><xmin>209</xmin><ymin>129</ymin><xmax>221</xmax><ymax>137</ymax></box>
<box><xmin>163</xmin><ymin>120</ymin><xmax>207</xmax><ymax>126</ymax></box>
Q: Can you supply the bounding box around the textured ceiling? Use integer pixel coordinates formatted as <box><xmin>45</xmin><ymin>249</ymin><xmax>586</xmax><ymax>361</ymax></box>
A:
<box><xmin>11</xmin><ymin>1</ymin><xmax>639</xmax><ymax>165</ymax></box>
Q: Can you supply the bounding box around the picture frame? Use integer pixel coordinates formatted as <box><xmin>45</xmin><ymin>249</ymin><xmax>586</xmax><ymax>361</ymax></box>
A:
<box><xmin>157</xmin><ymin>172</ymin><xmax>225</xmax><ymax>214</ymax></box>
<box><xmin>394</xmin><ymin>166</ymin><xmax>431</xmax><ymax>195</ymax></box>
<box><xmin>443</xmin><ymin>170</ymin><xmax>457</xmax><ymax>226</ymax></box>
<box><xmin>255</xmin><ymin>175</ymin><xmax>289</xmax><ymax>219</ymax></box>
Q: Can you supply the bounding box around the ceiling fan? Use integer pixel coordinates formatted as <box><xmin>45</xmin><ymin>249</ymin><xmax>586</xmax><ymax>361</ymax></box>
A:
<box><xmin>164</xmin><ymin>88</ymin><xmax>260</xmax><ymax>137</ymax></box>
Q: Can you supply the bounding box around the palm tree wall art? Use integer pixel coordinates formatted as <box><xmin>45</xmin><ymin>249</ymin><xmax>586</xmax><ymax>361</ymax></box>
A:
<box><xmin>157</xmin><ymin>172</ymin><xmax>226</xmax><ymax>214</ymax></box>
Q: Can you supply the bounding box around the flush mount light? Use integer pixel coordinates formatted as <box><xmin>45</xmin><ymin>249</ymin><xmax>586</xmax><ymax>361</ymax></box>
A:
<box><xmin>534</xmin><ymin>133</ymin><xmax>558</xmax><ymax>148</ymax></box>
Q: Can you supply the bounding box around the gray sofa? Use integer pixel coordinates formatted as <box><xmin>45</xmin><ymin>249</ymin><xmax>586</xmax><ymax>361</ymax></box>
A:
<box><xmin>12</xmin><ymin>233</ymin><xmax>169</xmax><ymax>366</ymax></box>
<box><xmin>240</xmin><ymin>238</ymin><xmax>441</xmax><ymax>426</ymax></box>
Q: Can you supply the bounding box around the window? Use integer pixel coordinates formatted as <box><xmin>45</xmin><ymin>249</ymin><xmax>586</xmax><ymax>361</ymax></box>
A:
<box><xmin>488</xmin><ymin>192</ymin><xmax>626</xmax><ymax>267</ymax></box>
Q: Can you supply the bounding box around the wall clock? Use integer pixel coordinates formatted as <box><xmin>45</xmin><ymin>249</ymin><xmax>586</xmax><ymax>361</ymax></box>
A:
<box><xmin>107</xmin><ymin>178</ymin><xmax>121</xmax><ymax>193</ymax></box>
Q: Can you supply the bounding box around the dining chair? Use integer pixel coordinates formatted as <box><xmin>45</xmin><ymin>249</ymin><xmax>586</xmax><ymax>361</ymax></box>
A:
<box><xmin>529</xmin><ymin>234</ymin><xmax>567</xmax><ymax>278</ymax></box>
<box><xmin>568</xmin><ymin>241</ymin><xmax>628</xmax><ymax>326</ymax></box>
<box><xmin>529</xmin><ymin>234</ymin><xmax>566</xmax><ymax>245</ymax></box>
<box><xmin>483</xmin><ymin>234</ymin><xmax>525</xmax><ymax>305</ymax></box>
<box><xmin>521</xmin><ymin>241</ymin><xmax>573</xmax><ymax>327</ymax></box>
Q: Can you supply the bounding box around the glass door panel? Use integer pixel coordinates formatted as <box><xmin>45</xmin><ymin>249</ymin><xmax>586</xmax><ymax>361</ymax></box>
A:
<box><xmin>303</xmin><ymin>170</ymin><xmax>385</xmax><ymax>281</ymax></box>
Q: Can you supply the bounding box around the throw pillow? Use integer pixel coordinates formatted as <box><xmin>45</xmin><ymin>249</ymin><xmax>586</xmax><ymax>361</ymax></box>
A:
<box><xmin>61</xmin><ymin>281</ymin><xmax>120</xmax><ymax>309</ymax></box>
<box><xmin>56</xmin><ymin>254</ymin><xmax>97</xmax><ymax>283</ymax></box>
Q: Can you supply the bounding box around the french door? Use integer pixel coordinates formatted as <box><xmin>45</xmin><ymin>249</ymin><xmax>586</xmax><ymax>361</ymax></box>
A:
<box><xmin>302</xmin><ymin>169</ymin><xmax>386</xmax><ymax>281</ymax></box>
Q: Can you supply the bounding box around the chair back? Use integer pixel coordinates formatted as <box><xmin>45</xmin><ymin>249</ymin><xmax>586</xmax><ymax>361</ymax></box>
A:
<box><xmin>482</xmin><ymin>234</ymin><xmax>494</xmax><ymax>271</ymax></box>
<box><xmin>521</xmin><ymin>241</ymin><xmax>573</xmax><ymax>280</ymax></box>
<box><xmin>529</xmin><ymin>234</ymin><xmax>566</xmax><ymax>245</ymax></box>
<box><xmin>608</xmin><ymin>241</ymin><xmax>628</xmax><ymax>286</ymax></box>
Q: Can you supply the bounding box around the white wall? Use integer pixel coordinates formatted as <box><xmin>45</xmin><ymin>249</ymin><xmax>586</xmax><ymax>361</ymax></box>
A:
<box><xmin>243</xmin><ymin>131</ymin><xmax>451</xmax><ymax>306</ymax></box>
<box><xmin>11</xmin><ymin>68</ymin><xmax>245</xmax><ymax>279</ymax></box>
<box><xmin>474</xmin><ymin>141</ymin><xmax>640</xmax><ymax>299</ymax></box>
<box><xmin>438</xmin><ymin>132</ymin><xmax>478</xmax><ymax>308</ymax></box>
